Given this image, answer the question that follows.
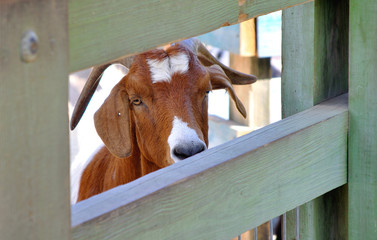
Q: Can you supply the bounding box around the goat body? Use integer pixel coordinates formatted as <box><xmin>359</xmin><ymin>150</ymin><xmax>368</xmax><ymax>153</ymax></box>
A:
<box><xmin>72</xmin><ymin>39</ymin><xmax>256</xmax><ymax>202</ymax></box>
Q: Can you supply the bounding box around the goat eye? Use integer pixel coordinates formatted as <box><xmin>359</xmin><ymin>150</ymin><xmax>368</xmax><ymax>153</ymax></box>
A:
<box><xmin>131</xmin><ymin>98</ymin><xmax>142</xmax><ymax>105</ymax></box>
<box><xmin>206</xmin><ymin>91</ymin><xmax>210</xmax><ymax>94</ymax></box>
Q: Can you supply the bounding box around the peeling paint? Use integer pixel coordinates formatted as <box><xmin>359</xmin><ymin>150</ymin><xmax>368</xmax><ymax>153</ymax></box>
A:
<box><xmin>238</xmin><ymin>13</ymin><xmax>248</xmax><ymax>23</ymax></box>
<box><xmin>221</xmin><ymin>22</ymin><xmax>231</xmax><ymax>27</ymax></box>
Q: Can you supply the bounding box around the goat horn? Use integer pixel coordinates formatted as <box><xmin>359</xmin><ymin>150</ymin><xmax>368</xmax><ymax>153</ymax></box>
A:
<box><xmin>70</xmin><ymin>57</ymin><xmax>134</xmax><ymax>130</ymax></box>
<box><xmin>179</xmin><ymin>38</ymin><xmax>257</xmax><ymax>85</ymax></box>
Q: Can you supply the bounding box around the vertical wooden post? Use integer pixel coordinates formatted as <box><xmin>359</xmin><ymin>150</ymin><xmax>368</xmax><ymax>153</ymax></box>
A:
<box><xmin>282</xmin><ymin>3</ymin><xmax>315</xmax><ymax>239</ymax></box>
<box><xmin>282</xmin><ymin>0</ymin><xmax>348</xmax><ymax>239</ymax></box>
<box><xmin>240</xmin><ymin>19</ymin><xmax>257</xmax><ymax>57</ymax></box>
<box><xmin>0</xmin><ymin>1</ymin><xmax>70</xmax><ymax>239</ymax></box>
<box><xmin>282</xmin><ymin>2</ymin><xmax>315</xmax><ymax>118</ymax></box>
<box><xmin>349</xmin><ymin>0</ymin><xmax>377</xmax><ymax>239</ymax></box>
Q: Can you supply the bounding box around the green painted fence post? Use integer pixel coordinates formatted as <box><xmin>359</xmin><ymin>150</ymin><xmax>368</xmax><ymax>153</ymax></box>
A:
<box><xmin>282</xmin><ymin>0</ymin><xmax>348</xmax><ymax>239</ymax></box>
<box><xmin>349</xmin><ymin>0</ymin><xmax>377</xmax><ymax>239</ymax></box>
<box><xmin>0</xmin><ymin>1</ymin><xmax>70</xmax><ymax>239</ymax></box>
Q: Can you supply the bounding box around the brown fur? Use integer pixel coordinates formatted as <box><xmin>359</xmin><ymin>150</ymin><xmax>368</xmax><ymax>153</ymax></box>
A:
<box><xmin>76</xmin><ymin>44</ymin><xmax>247</xmax><ymax>202</ymax></box>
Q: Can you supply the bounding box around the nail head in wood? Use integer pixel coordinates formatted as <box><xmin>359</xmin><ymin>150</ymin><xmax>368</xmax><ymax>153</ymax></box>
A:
<box><xmin>20</xmin><ymin>30</ymin><xmax>38</xmax><ymax>63</ymax></box>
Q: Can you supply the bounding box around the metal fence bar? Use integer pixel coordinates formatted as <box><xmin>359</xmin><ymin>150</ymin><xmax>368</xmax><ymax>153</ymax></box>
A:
<box><xmin>282</xmin><ymin>213</ymin><xmax>286</xmax><ymax>240</ymax></box>
<box><xmin>269</xmin><ymin>220</ymin><xmax>274</xmax><ymax>239</ymax></box>
<box><xmin>296</xmin><ymin>207</ymin><xmax>299</xmax><ymax>240</ymax></box>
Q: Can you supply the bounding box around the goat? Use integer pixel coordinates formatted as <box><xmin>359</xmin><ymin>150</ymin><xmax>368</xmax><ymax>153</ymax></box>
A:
<box><xmin>70</xmin><ymin>39</ymin><xmax>256</xmax><ymax>202</ymax></box>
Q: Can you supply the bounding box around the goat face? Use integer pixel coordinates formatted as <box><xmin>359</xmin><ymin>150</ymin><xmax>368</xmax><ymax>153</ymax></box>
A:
<box><xmin>126</xmin><ymin>45</ymin><xmax>209</xmax><ymax>167</ymax></box>
<box><xmin>95</xmin><ymin>44</ymin><xmax>237</xmax><ymax>169</ymax></box>
<box><xmin>71</xmin><ymin>39</ymin><xmax>256</xmax><ymax>174</ymax></box>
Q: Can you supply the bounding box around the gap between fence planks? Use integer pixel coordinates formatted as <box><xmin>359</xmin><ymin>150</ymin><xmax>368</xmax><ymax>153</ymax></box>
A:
<box><xmin>71</xmin><ymin>93</ymin><xmax>348</xmax><ymax>240</ymax></box>
<box><xmin>68</xmin><ymin>0</ymin><xmax>312</xmax><ymax>72</ymax></box>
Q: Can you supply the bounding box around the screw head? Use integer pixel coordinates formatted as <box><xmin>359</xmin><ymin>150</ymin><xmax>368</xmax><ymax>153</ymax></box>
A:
<box><xmin>20</xmin><ymin>30</ymin><xmax>38</xmax><ymax>63</ymax></box>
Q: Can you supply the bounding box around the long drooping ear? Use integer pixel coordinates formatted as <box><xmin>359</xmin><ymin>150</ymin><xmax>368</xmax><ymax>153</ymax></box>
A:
<box><xmin>70</xmin><ymin>56</ymin><xmax>134</xmax><ymax>130</ymax></box>
<box><xmin>207</xmin><ymin>64</ymin><xmax>247</xmax><ymax>118</ymax></box>
<box><xmin>94</xmin><ymin>79</ymin><xmax>132</xmax><ymax>158</ymax></box>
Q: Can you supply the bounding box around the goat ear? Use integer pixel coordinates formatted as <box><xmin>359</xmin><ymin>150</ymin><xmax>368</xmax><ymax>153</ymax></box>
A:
<box><xmin>207</xmin><ymin>64</ymin><xmax>247</xmax><ymax>118</ymax></box>
<box><xmin>94</xmin><ymin>79</ymin><xmax>132</xmax><ymax>158</ymax></box>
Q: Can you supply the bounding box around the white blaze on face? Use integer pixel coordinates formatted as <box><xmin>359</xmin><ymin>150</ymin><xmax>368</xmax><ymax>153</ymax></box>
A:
<box><xmin>147</xmin><ymin>52</ymin><xmax>189</xmax><ymax>83</ymax></box>
<box><xmin>168</xmin><ymin>116</ymin><xmax>206</xmax><ymax>163</ymax></box>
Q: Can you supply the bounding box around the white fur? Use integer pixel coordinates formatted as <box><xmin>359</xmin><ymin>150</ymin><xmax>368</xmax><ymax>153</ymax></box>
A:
<box><xmin>147</xmin><ymin>53</ymin><xmax>189</xmax><ymax>83</ymax></box>
<box><xmin>70</xmin><ymin>144</ymin><xmax>103</xmax><ymax>204</ymax></box>
<box><xmin>170</xmin><ymin>53</ymin><xmax>189</xmax><ymax>74</ymax></box>
<box><xmin>147</xmin><ymin>57</ymin><xmax>171</xmax><ymax>83</ymax></box>
<box><xmin>167</xmin><ymin>116</ymin><xmax>206</xmax><ymax>163</ymax></box>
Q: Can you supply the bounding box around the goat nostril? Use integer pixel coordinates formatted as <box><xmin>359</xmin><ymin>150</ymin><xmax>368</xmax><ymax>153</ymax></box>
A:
<box><xmin>173</xmin><ymin>147</ymin><xmax>189</xmax><ymax>160</ymax></box>
<box><xmin>173</xmin><ymin>143</ymin><xmax>206</xmax><ymax>160</ymax></box>
<box><xmin>197</xmin><ymin>144</ymin><xmax>205</xmax><ymax>153</ymax></box>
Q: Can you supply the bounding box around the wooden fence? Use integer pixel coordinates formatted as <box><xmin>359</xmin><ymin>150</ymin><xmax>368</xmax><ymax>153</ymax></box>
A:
<box><xmin>1</xmin><ymin>0</ymin><xmax>376</xmax><ymax>239</ymax></box>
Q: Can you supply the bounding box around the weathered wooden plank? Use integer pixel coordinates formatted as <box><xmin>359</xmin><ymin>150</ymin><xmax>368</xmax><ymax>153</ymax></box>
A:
<box><xmin>282</xmin><ymin>0</ymin><xmax>348</xmax><ymax>111</ymax></box>
<box><xmin>281</xmin><ymin>2</ymin><xmax>314</xmax><ymax>239</ymax></box>
<box><xmin>349</xmin><ymin>0</ymin><xmax>377</xmax><ymax>239</ymax></box>
<box><xmin>68</xmin><ymin>0</ymin><xmax>312</xmax><ymax>72</ymax></box>
<box><xmin>282</xmin><ymin>2</ymin><xmax>314</xmax><ymax>118</ymax></box>
<box><xmin>282</xmin><ymin>3</ymin><xmax>316</xmax><ymax>239</ymax></box>
<box><xmin>282</xmin><ymin>1</ymin><xmax>349</xmax><ymax>238</ymax></box>
<box><xmin>0</xmin><ymin>1</ymin><xmax>70</xmax><ymax>240</ymax></box>
<box><xmin>71</xmin><ymin>94</ymin><xmax>348</xmax><ymax>240</ymax></box>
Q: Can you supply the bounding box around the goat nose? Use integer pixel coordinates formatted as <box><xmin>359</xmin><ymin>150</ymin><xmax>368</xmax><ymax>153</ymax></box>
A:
<box><xmin>173</xmin><ymin>142</ymin><xmax>206</xmax><ymax>160</ymax></box>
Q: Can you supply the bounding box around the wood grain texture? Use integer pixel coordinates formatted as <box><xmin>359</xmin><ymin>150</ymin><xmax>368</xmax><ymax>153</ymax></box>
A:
<box><xmin>68</xmin><ymin>0</ymin><xmax>312</xmax><ymax>72</ymax></box>
<box><xmin>282</xmin><ymin>1</ymin><xmax>348</xmax><ymax>239</ymax></box>
<box><xmin>0</xmin><ymin>1</ymin><xmax>70</xmax><ymax>239</ymax></box>
<box><xmin>282</xmin><ymin>4</ymin><xmax>316</xmax><ymax>239</ymax></box>
<box><xmin>282</xmin><ymin>2</ymin><xmax>314</xmax><ymax>118</ymax></box>
<box><xmin>349</xmin><ymin>0</ymin><xmax>377</xmax><ymax>239</ymax></box>
<box><xmin>71</xmin><ymin>94</ymin><xmax>348</xmax><ymax>240</ymax></box>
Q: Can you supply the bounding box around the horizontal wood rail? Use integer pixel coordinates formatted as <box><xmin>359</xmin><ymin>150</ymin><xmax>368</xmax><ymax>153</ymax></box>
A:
<box><xmin>72</xmin><ymin>93</ymin><xmax>348</xmax><ymax>240</ymax></box>
<box><xmin>68</xmin><ymin>0</ymin><xmax>312</xmax><ymax>72</ymax></box>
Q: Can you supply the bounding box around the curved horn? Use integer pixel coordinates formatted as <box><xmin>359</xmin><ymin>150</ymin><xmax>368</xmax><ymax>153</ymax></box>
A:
<box><xmin>70</xmin><ymin>56</ymin><xmax>134</xmax><ymax>130</ymax></box>
<box><xmin>179</xmin><ymin>38</ymin><xmax>257</xmax><ymax>85</ymax></box>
